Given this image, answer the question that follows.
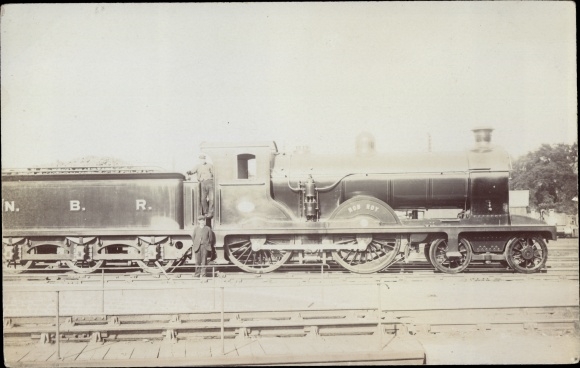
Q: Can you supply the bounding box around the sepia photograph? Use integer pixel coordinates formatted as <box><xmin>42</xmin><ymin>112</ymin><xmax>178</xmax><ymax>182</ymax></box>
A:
<box><xmin>2</xmin><ymin>2</ymin><xmax>578</xmax><ymax>366</ymax></box>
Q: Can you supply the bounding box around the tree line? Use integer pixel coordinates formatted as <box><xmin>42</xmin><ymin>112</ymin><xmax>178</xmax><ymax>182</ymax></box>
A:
<box><xmin>510</xmin><ymin>142</ymin><xmax>578</xmax><ymax>215</ymax></box>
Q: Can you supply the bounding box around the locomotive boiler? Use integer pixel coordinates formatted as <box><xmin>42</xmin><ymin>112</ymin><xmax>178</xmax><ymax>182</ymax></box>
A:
<box><xmin>2</xmin><ymin>128</ymin><xmax>556</xmax><ymax>275</ymax></box>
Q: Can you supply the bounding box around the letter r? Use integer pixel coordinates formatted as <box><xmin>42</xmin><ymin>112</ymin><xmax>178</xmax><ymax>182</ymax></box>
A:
<box><xmin>136</xmin><ymin>199</ymin><xmax>146</xmax><ymax>210</ymax></box>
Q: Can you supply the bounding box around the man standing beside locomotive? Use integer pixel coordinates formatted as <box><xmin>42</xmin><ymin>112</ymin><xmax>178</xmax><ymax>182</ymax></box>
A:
<box><xmin>187</xmin><ymin>154</ymin><xmax>214</xmax><ymax>219</ymax></box>
<box><xmin>192</xmin><ymin>216</ymin><xmax>214</xmax><ymax>277</ymax></box>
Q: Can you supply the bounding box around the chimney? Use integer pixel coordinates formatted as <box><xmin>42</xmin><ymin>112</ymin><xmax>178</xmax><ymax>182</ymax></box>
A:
<box><xmin>472</xmin><ymin>127</ymin><xmax>494</xmax><ymax>152</ymax></box>
<box><xmin>355</xmin><ymin>132</ymin><xmax>376</xmax><ymax>156</ymax></box>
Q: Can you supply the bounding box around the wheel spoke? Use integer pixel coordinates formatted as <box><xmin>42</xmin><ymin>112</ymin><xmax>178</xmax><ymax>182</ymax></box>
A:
<box><xmin>361</xmin><ymin>251</ymin><xmax>368</xmax><ymax>263</ymax></box>
<box><xmin>3</xmin><ymin>241</ymin><xmax>42</xmax><ymax>273</ymax></box>
<box><xmin>227</xmin><ymin>239</ymin><xmax>251</xmax><ymax>247</ymax></box>
<box><xmin>369</xmin><ymin>246</ymin><xmax>381</xmax><ymax>261</ymax></box>
<box><xmin>234</xmin><ymin>244</ymin><xmax>252</xmax><ymax>260</ymax></box>
<box><xmin>348</xmin><ymin>251</ymin><xmax>360</xmax><ymax>265</ymax></box>
<box><xmin>505</xmin><ymin>236</ymin><xmax>548</xmax><ymax>274</ymax></box>
<box><xmin>135</xmin><ymin>259</ymin><xmax>177</xmax><ymax>274</ymax></box>
<box><xmin>429</xmin><ymin>239</ymin><xmax>472</xmax><ymax>274</ymax></box>
<box><xmin>232</xmin><ymin>242</ymin><xmax>251</xmax><ymax>255</ymax></box>
<box><xmin>332</xmin><ymin>234</ymin><xmax>401</xmax><ymax>274</ymax></box>
<box><xmin>334</xmin><ymin>238</ymin><xmax>357</xmax><ymax>245</ymax></box>
<box><xmin>245</xmin><ymin>252</ymin><xmax>254</xmax><ymax>266</ymax></box>
<box><xmin>2</xmin><ymin>259</ymin><xmax>34</xmax><ymax>273</ymax></box>
<box><xmin>226</xmin><ymin>236</ymin><xmax>291</xmax><ymax>273</ymax></box>
<box><xmin>342</xmin><ymin>250</ymin><xmax>355</xmax><ymax>261</ymax></box>
<box><xmin>370</xmin><ymin>241</ymin><xmax>386</xmax><ymax>258</ymax></box>
<box><xmin>65</xmin><ymin>260</ymin><xmax>104</xmax><ymax>274</ymax></box>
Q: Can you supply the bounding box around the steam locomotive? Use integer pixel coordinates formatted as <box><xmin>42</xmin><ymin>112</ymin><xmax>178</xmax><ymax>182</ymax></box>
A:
<box><xmin>2</xmin><ymin>128</ymin><xmax>556</xmax><ymax>275</ymax></box>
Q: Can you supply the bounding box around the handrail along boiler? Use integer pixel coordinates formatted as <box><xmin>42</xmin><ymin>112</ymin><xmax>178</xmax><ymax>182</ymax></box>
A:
<box><xmin>2</xmin><ymin>128</ymin><xmax>556</xmax><ymax>274</ymax></box>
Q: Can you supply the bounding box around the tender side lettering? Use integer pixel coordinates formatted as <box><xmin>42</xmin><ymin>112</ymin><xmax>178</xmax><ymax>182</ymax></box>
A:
<box><xmin>136</xmin><ymin>199</ymin><xmax>147</xmax><ymax>210</ymax></box>
<box><xmin>3</xmin><ymin>200</ymin><xmax>19</xmax><ymax>212</ymax></box>
<box><xmin>70</xmin><ymin>200</ymin><xmax>83</xmax><ymax>211</ymax></box>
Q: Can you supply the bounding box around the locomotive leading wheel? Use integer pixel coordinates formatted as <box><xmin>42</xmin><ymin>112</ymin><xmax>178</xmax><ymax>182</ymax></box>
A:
<box><xmin>331</xmin><ymin>234</ymin><xmax>401</xmax><ymax>274</ymax></box>
<box><xmin>429</xmin><ymin>238</ymin><xmax>472</xmax><ymax>274</ymax></box>
<box><xmin>505</xmin><ymin>236</ymin><xmax>548</xmax><ymax>274</ymax></box>
<box><xmin>65</xmin><ymin>260</ymin><xmax>104</xmax><ymax>274</ymax></box>
<box><xmin>423</xmin><ymin>242</ymin><xmax>440</xmax><ymax>268</ymax></box>
<box><xmin>225</xmin><ymin>236</ymin><xmax>292</xmax><ymax>274</ymax></box>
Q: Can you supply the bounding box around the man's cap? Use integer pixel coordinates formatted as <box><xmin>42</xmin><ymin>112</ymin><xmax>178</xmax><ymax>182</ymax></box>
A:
<box><xmin>197</xmin><ymin>216</ymin><xmax>206</xmax><ymax>222</ymax></box>
<box><xmin>199</xmin><ymin>154</ymin><xmax>206</xmax><ymax>159</ymax></box>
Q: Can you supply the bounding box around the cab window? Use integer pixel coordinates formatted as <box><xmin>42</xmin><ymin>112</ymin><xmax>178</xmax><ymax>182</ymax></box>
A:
<box><xmin>237</xmin><ymin>154</ymin><xmax>256</xmax><ymax>179</ymax></box>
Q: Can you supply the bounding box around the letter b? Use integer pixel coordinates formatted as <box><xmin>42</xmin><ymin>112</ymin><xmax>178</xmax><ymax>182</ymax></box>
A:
<box><xmin>70</xmin><ymin>200</ymin><xmax>81</xmax><ymax>211</ymax></box>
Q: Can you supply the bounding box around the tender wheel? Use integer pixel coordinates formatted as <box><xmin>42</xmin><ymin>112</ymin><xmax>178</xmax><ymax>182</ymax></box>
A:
<box><xmin>136</xmin><ymin>260</ymin><xmax>177</xmax><ymax>274</ymax></box>
<box><xmin>504</xmin><ymin>236</ymin><xmax>548</xmax><ymax>274</ymax></box>
<box><xmin>331</xmin><ymin>234</ymin><xmax>401</xmax><ymax>274</ymax></box>
<box><xmin>64</xmin><ymin>260</ymin><xmax>104</xmax><ymax>274</ymax></box>
<box><xmin>225</xmin><ymin>236</ymin><xmax>292</xmax><ymax>274</ymax></box>
<box><xmin>2</xmin><ymin>256</ymin><xmax>33</xmax><ymax>274</ymax></box>
<box><xmin>2</xmin><ymin>240</ymin><xmax>34</xmax><ymax>274</ymax></box>
<box><xmin>429</xmin><ymin>238</ymin><xmax>472</xmax><ymax>274</ymax></box>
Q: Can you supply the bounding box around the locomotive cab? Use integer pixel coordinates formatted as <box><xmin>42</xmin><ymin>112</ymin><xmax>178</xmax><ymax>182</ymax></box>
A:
<box><xmin>199</xmin><ymin>142</ymin><xmax>294</xmax><ymax>229</ymax></box>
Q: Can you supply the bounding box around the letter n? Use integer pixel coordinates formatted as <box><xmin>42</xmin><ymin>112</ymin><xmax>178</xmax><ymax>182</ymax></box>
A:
<box><xmin>4</xmin><ymin>201</ymin><xmax>15</xmax><ymax>212</ymax></box>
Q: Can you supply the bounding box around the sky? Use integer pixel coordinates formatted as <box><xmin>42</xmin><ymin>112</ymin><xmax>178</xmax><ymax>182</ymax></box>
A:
<box><xmin>1</xmin><ymin>2</ymin><xmax>577</xmax><ymax>172</ymax></box>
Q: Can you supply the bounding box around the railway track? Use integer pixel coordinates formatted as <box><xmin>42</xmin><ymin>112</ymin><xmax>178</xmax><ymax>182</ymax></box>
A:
<box><xmin>5</xmin><ymin>239</ymin><xmax>577</xmax><ymax>278</ymax></box>
<box><xmin>4</xmin><ymin>305</ymin><xmax>579</xmax><ymax>346</ymax></box>
<box><xmin>4</xmin><ymin>239</ymin><xmax>576</xmax><ymax>366</ymax></box>
<box><xmin>2</xmin><ymin>267</ymin><xmax>578</xmax><ymax>286</ymax></box>
<box><xmin>3</xmin><ymin>244</ymin><xmax>577</xmax><ymax>284</ymax></box>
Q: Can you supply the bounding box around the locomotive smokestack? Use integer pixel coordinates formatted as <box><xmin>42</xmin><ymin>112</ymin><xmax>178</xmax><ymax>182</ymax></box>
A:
<box><xmin>472</xmin><ymin>127</ymin><xmax>494</xmax><ymax>152</ymax></box>
<box><xmin>355</xmin><ymin>132</ymin><xmax>376</xmax><ymax>156</ymax></box>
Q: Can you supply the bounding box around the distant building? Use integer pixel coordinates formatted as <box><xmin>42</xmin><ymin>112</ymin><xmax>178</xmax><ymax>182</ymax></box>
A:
<box><xmin>542</xmin><ymin>210</ymin><xmax>579</xmax><ymax>238</ymax></box>
<box><xmin>509</xmin><ymin>190</ymin><xmax>529</xmax><ymax>216</ymax></box>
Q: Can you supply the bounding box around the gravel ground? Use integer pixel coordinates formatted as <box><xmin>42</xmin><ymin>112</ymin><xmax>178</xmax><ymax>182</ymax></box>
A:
<box><xmin>418</xmin><ymin>330</ymin><xmax>579</xmax><ymax>365</ymax></box>
<box><xmin>3</xmin><ymin>277</ymin><xmax>578</xmax><ymax>317</ymax></box>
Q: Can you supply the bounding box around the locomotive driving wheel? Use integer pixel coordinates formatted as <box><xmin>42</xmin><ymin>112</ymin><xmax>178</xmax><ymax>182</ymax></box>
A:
<box><xmin>65</xmin><ymin>260</ymin><xmax>104</xmax><ymax>274</ymax></box>
<box><xmin>331</xmin><ymin>234</ymin><xmax>401</xmax><ymax>274</ymax></box>
<box><xmin>429</xmin><ymin>238</ymin><xmax>472</xmax><ymax>274</ymax></box>
<box><xmin>225</xmin><ymin>236</ymin><xmax>292</xmax><ymax>274</ymax></box>
<box><xmin>504</xmin><ymin>236</ymin><xmax>548</xmax><ymax>274</ymax></box>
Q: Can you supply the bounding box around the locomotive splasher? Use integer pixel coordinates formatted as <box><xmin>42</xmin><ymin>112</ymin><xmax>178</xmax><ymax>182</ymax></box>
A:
<box><xmin>2</xmin><ymin>129</ymin><xmax>556</xmax><ymax>275</ymax></box>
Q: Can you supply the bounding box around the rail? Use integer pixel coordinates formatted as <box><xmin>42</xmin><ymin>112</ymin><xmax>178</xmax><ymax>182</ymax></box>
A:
<box><xmin>4</xmin><ymin>272</ymin><xmax>580</xmax><ymax>361</ymax></box>
<box><xmin>4</xmin><ymin>279</ymin><xmax>392</xmax><ymax>360</ymax></box>
<box><xmin>4</xmin><ymin>251</ymin><xmax>578</xmax><ymax>281</ymax></box>
<box><xmin>3</xmin><ymin>263</ymin><xmax>334</xmax><ymax>280</ymax></box>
